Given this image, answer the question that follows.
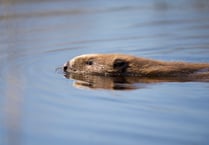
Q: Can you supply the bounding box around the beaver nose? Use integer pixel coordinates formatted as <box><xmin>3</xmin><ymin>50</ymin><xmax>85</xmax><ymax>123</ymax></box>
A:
<box><xmin>63</xmin><ymin>62</ymin><xmax>68</xmax><ymax>71</ymax></box>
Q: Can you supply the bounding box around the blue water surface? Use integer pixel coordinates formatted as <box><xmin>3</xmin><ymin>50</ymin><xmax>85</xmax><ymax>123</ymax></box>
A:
<box><xmin>0</xmin><ymin>0</ymin><xmax>209</xmax><ymax>145</ymax></box>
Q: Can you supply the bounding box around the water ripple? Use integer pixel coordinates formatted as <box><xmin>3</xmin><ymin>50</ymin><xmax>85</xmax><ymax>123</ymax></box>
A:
<box><xmin>1</xmin><ymin>1</ymin><xmax>209</xmax><ymax>145</ymax></box>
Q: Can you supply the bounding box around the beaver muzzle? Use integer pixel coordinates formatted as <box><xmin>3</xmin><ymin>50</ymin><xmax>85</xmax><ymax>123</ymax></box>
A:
<box><xmin>63</xmin><ymin>62</ymin><xmax>69</xmax><ymax>72</ymax></box>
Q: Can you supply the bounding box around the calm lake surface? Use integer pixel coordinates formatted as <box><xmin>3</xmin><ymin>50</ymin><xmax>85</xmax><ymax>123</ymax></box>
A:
<box><xmin>1</xmin><ymin>0</ymin><xmax>209</xmax><ymax>145</ymax></box>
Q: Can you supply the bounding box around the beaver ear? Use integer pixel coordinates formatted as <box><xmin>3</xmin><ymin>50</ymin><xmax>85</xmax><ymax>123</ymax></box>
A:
<box><xmin>113</xmin><ymin>59</ymin><xmax>128</xmax><ymax>71</ymax></box>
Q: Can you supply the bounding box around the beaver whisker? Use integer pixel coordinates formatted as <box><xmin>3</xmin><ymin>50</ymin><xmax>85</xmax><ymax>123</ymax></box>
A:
<box><xmin>55</xmin><ymin>66</ymin><xmax>64</xmax><ymax>74</ymax></box>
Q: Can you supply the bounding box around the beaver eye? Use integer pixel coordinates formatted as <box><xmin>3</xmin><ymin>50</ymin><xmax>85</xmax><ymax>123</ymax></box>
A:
<box><xmin>86</xmin><ymin>60</ymin><xmax>93</xmax><ymax>65</ymax></box>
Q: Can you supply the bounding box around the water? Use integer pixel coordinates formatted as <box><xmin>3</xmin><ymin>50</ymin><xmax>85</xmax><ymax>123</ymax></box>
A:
<box><xmin>1</xmin><ymin>0</ymin><xmax>209</xmax><ymax>145</ymax></box>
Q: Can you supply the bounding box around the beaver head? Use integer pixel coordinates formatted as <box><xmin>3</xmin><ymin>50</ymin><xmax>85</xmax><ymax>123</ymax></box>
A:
<box><xmin>63</xmin><ymin>54</ymin><xmax>140</xmax><ymax>76</ymax></box>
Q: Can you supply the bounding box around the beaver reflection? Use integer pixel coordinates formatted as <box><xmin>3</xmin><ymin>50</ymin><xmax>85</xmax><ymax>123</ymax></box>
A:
<box><xmin>64</xmin><ymin>73</ymin><xmax>139</xmax><ymax>90</ymax></box>
<box><xmin>64</xmin><ymin>73</ymin><xmax>200</xmax><ymax>90</ymax></box>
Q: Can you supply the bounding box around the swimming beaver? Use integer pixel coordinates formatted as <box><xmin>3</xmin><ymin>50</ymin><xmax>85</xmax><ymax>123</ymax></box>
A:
<box><xmin>63</xmin><ymin>54</ymin><xmax>209</xmax><ymax>80</ymax></box>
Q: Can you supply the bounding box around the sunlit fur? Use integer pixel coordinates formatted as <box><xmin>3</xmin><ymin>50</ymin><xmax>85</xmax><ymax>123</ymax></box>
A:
<box><xmin>63</xmin><ymin>54</ymin><xmax>209</xmax><ymax>79</ymax></box>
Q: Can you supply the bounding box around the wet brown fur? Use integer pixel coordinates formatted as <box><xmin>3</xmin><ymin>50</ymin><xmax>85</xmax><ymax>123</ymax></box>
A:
<box><xmin>63</xmin><ymin>54</ymin><xmax>209</xmax><ymax>80</ymax></box>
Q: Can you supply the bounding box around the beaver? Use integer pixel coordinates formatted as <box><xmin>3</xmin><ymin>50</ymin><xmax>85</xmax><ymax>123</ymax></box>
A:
<box><xmin>63</xmin><ymin>54</ymin><xmax>209</xmax><ymax>80</ymax></box>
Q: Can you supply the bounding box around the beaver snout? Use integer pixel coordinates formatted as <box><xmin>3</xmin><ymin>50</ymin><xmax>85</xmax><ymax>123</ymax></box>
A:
<box><xmin>63</xmin><ymin>62</ymin><xmax>69</xmax><ymax>72</ymax></box>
